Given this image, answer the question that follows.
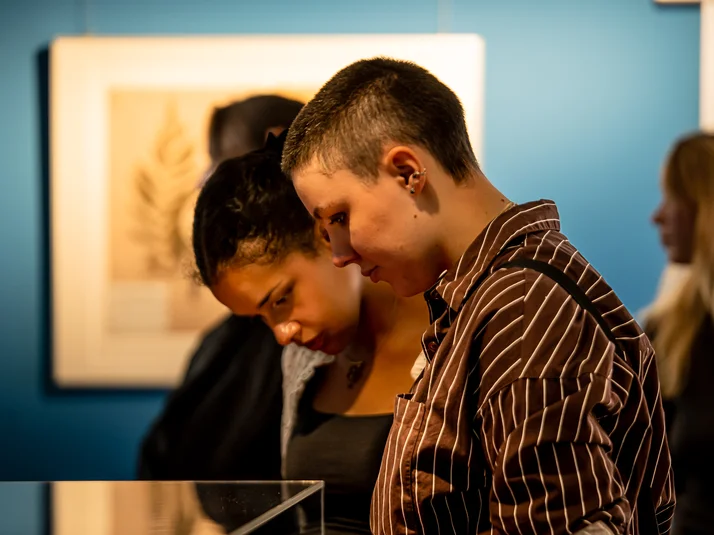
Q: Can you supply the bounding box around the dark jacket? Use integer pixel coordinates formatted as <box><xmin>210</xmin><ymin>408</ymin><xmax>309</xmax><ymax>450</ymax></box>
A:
<box><xmin>648</xmin><ymin>315</ymin><xmax>714</xmax><ymax>535</ymax></box>
<box><xmin>137</xmin><ymin>314</ymin><xmax>284</xmax><ymax>481</ymax></box>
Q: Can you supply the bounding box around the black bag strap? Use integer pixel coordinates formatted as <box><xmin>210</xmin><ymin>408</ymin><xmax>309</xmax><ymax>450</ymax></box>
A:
<box><xmin>498</xmin><ymin>258</ymin><xmax>660</xmax><ymax>535</ymax></box>
<box><xmin>500</xmin><ymin>258</ymin><xmax>620</xmax><ymax>347</ymax></box>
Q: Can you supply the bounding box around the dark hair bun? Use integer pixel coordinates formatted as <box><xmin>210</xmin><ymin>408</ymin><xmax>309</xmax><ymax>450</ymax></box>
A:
<box><xmin>263</xmin><ymin>128</ymin><xmax>289</xmax><ymax>156</ymax></box>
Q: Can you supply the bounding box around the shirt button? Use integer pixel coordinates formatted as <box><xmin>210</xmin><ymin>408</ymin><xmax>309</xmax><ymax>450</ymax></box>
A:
<box><xmin>427</xmin><ymin>341</ymin><xmax>439</xmax><ymax>354</ymax></box>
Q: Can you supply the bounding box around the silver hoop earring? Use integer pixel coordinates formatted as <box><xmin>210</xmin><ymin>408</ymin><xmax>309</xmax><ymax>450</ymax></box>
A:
<box><xmin>408</xmin><ymin>168</ymin><xmax>426</xmax><ymax>195</ymax></box>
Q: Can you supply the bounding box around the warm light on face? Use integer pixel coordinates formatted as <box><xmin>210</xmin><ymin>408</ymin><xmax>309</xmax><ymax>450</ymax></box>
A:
<box><xmin>292</xmin><ymin>162</ymin><xmax>443</xmax><ymax>298</ymax></box>
<box><xmin>210</xmin><ymin>250</ymin><xmax>364</xmax><ymax>354</ymax></box>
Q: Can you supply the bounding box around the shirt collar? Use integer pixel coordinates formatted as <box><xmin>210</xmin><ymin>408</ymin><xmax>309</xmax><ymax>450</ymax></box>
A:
<box><xmin>431</xmin><ymin>199</ymin><xmax>561</xmax><ymax>310</ymax></box>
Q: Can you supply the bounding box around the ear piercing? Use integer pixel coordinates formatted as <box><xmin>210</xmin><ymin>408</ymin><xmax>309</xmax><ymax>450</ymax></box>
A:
<box><xmin>409</xmin><ymin>168</ymin><xmax>427</xmax><ymax>194</ymax></box>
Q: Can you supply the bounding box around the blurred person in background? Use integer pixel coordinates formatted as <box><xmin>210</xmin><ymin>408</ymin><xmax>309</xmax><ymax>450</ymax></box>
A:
<box><xmin>138</xmin><ymin>95</ymin><xmax>303</xmax><ymax>482</ymax></box>
<box><xmin>648</xmin><ymin>132</ymin><xmax>714</xmax><ymax>535</ymax></box>
<box><xmin>191</xmin><ymin>132</ymin><xmax>429</xmax><ymax>535</ymax></box>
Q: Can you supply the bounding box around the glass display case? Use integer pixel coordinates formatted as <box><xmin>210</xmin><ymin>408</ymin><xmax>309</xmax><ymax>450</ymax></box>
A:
<box><xmin>0</xmin><ymin>480</ymin><xmax>324</xmax><ymax>534</ymax></box>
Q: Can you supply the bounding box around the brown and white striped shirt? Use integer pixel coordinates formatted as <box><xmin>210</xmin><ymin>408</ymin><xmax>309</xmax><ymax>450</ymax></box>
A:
<box><xmin>370</xmin><ymin>200</ymin><xmax>674</xmax><ymax>535</ymax></box>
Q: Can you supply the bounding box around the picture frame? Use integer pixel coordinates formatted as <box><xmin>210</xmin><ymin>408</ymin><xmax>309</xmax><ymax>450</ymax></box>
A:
<box><xmin>50</xmin><ymin>34</ymin><xmax>486</xmax><ymax>387</ymax></box>
<box><xmin>52</xmin><ymin>481</ymin><xmax>225</xmax><ymax>535</ymax></box>
<box><xmin>654</xmin><ymin>0</ymin><xmax>714</xmax><ymax>129</ymax></box>
<box><xmin>702</xmin><ymin>0</ymin><xmax>714</xmax><ymax>129</ymax></box>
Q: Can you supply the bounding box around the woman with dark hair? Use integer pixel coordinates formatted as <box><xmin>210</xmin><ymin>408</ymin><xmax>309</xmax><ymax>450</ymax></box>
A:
<box><xmin>207</xmin><ymin>94</ymin><xmax>304</xmax><ymax>164</ymax></box>
<box><xmin>192</xmin><ymin>132</ymin><xmax>428</xmax><ymax>535</ymax></box>
<box><xmin>138</xmin><ymin>95</ymin><xmax>306</xmax><ymax>483</ymax></box>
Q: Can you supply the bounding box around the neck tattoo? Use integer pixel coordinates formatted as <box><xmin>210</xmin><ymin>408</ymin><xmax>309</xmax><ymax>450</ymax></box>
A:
<box><xmin>345</xmin><ymin>359</ymin><xmax>366</xmax><ymax>389</ymax></box>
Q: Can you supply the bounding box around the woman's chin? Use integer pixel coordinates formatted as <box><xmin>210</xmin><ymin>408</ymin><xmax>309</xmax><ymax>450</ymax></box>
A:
<box><xmin>320</xmin><ymin>333</ymin><xmax>352</xmax><ymax>356</ymax></box>
<box><xmin>321</xmin><ymin>341</ymin><xmax>345</xmax><ymax>356</ymax></box>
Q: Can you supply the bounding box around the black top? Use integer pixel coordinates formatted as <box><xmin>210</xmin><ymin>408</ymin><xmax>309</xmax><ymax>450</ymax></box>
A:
<box><xmin>138</xmin><ymin>314</ymin><xmax>283</xmax><ymax>482</ymax></box>
<box><xmin>286</xmin><ymin>369</ymin><xmax>394</xmax><ymax>535</ymax></box>
<box><xmin>659</xmin><ymin>316</ymin><xmax>714</xmax><ymax>535</ymax></box>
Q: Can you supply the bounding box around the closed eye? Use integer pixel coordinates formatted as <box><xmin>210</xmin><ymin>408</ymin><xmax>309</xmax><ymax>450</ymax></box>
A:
<box><xmin>272</xmin><ymin>286</ymin><xmax>293</xmax><ymax>309</ymax></box>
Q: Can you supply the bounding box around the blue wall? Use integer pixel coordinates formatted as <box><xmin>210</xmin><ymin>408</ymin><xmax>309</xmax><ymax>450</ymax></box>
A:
<box><xmin>0</xmin><ymin>0</ymin><xmax>699</xmax><ymax>491</ymax></box>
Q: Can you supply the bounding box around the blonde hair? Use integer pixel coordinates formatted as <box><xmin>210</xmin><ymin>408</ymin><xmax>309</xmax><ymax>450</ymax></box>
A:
<box><xmin>649</xmin><ymin>132</ymin><xmax>714</xmax><ymax>398</ymax></box>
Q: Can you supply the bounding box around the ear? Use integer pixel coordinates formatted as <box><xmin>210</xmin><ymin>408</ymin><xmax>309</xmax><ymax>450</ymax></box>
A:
<box><xmin>382</xmin><ymin>145</ymin><xmax>427</xmax><ymax>196</ymax></box>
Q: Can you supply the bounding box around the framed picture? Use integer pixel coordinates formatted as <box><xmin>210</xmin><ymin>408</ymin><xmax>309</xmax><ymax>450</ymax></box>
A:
<box><xmin>51</xmin><ymin>34</ymin><xmax>485</xmax><ymax>387</ymax></box>
<box><xmin>653</xmin><ymin>0</ymin><xmax>714</xmax><ymax>128</ymax></box>
<box><xmin>52</xmin><ymin>481</ymin><xmax>224</xmax><ymax>535</ymax></box>
<box><xmin>702</xmin><ymin>0</ymin><xmax>714</xmax><ymax>130</ymax></box>
<box><xmin>50</xmin><ymin>481</ymin><xmax>325</xmax><ymax>534</ymax></box>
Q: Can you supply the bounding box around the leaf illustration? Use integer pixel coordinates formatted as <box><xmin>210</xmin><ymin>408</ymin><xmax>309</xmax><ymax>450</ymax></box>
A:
<box><xmin>130</xmin><ymin>101</ymin><xmax>199</xmax><ymax>277</ymax></box>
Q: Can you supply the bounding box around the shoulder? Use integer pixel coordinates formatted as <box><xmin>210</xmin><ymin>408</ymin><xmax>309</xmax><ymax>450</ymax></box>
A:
<box><xmin>184</xmin><ymin>315</ymin><xmax>275</xmax><ymax>382</ymax></box>
<box><xmin>461</xmin><ymin>228</ymin><xmax>584</xmax><ymax>319</ymax></box>
<box><xmin>463</xmin><ymin>236</ymin><xmax>617</xmax><ymax>382</ymax></box>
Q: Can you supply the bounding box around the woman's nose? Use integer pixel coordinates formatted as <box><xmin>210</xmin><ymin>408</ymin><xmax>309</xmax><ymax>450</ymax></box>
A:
<box><xmin>329</xmin><ymin>236</ymin><xmax>360</xmax><ymax>268</ymax></box>
<box><xmin>332</xmin><ymin>251</ymin><xmax>359</xmax><ymax>268</ymax></box>
<box><xmin>274</xmin><ymin>321</ymin><xmax>301</xmax><ymax>346</ymax></box>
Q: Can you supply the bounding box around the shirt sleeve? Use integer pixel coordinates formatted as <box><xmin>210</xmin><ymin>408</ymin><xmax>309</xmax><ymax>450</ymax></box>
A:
<box><xmin>479</xmin><ymin>374</ymin><xmax>630</xmax><ymax>534</ymax></box>
<box><xmin>468</xmin><ymin>267</ymin><xmax>632</xmax><ymax>534</ymax></box>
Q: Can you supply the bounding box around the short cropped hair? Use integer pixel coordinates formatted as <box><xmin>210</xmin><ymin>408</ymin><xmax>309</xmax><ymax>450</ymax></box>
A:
<box><xmin>281</xmin><ymin>57</ymin><xmax>479</xmax><ymax>183</ymax></box>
